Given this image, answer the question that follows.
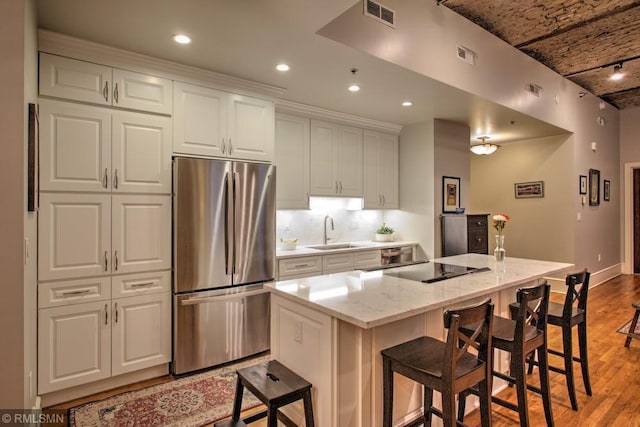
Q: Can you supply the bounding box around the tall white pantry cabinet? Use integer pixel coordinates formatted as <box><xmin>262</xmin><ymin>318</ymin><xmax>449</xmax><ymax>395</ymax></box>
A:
<box><xmin>37</xmin><ymin>53</ymin><xmax>172</xmax><ymax>395</ymax></box>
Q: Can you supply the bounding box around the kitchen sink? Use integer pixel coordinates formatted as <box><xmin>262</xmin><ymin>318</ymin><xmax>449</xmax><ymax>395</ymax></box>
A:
<box><xmin>307</xmin><ymin>243</ymin><xmax>371</xmax><ymax>250</ymax></box>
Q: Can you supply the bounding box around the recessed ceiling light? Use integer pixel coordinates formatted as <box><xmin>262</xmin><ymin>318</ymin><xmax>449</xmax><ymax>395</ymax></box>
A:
<box><xmin>610</xmin><ymin>63</ymin><xmax>624</xmax><ymax>81</ymax></box>
<box><xmin>276</xmin><ymin>63</ymin><xmax>290</xmax><ymax>72</ymax></box>
<box><xmin>172</xmin><ymin>34</ymin><xmax>191</xmax><ymax>45</ymax></box>
<box><xmin>348</xmin><ymin>84</ymin><xmax>360</xmax><ymax>92</ymax></box>
<box><xmin>402</xmin><ymin>101</ymin><xmax>413</xmax><ymax>107</ymax></box>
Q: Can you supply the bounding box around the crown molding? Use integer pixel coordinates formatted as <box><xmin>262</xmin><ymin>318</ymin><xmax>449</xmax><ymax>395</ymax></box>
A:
<box><xmin>275</xmin><ymin>99</ymin><xmax>402</xmax><ymax>134</ymax></box>
<box><xmin>38</xmin><ymin>29</ymin><xmax>287</xmax><ymax>100</ymax></box>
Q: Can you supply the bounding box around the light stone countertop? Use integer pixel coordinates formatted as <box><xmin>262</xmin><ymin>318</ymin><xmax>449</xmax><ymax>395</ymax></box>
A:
<box><xmin>265</xmin><ymin>253</ymin><xmax>573</xmax><ymax>329</ymax></box>
<box><xmin>275</xmin><ymin>240</ymin><xmax>419</xmax><ymax>259</ymax></box>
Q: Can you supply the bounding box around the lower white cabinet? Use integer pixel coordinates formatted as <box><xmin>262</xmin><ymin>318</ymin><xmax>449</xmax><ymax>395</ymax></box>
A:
<box><xmin>277</xmin><ymin>249</ymin><xmax>382</xmax><ymax>279</ymax></box>
<box><xmin>322</xmin><ymin>253</ymin><xmax>354</xmax><ymax>274</ymax></box>
<box><xmin>38</xmin><ymin>273</ymin><xmax>171</xmax><ymax>394</ymax></box>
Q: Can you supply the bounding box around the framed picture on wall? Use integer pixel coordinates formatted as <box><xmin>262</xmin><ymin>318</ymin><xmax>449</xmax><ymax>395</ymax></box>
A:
<box><xmin>579</xmin><ymin>175</ymin><xmax>587</xmax><ymax>195</ymax></box>
<box><xmin>442</xmin><ymin>176</ymin><xmax>461</xmax><ymax>213</ymax></box>
<box><xmin>514</xmin><ymin>181</ymin><xmax>544</xmax><ymax>198</ymax></box>
<box><xmin>589</xmin><ymin>168</ymin><xmax>600</xmax><ymax>206</ymax></box>
<box><xmin>604</xmin><ymin>179</ymin><xmax>611</xmax><ymax>201</ymax></box>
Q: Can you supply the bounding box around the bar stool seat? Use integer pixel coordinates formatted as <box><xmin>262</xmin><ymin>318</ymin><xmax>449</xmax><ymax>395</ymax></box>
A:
<box><xmin>624</xmin><ymin>302</ymin><xmax>640</xmax><ymax>348</ymax></box>
<box><xmin>214</xmin><ymin>360</ymin><xmax>314</xmax><ymax>427</ymax></box>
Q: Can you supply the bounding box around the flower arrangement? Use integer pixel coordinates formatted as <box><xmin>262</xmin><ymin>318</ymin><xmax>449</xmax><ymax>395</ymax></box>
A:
<box><xmin>492</xmin><ymin>214</ymin><xmax>510</xmax><ymax>235</ymax></box>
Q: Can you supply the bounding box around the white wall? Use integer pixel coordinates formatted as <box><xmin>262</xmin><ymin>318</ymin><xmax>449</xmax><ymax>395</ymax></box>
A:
<box><xmin>470</xmin><ymin>135</ymin><xmax>575</xmax><ymax>263</ymax></box>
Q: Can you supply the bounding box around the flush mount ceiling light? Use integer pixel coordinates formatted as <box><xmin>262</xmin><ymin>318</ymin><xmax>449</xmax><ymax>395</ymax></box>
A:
<box><xmin>470</xmin><ymin>136</ymin><xmax>500</xmax><ymax>155</ymax></box>
<box><xmin>276</xmin><ymin>63</ymin><xmax>290</xmax><ymax>72</ymax></box>
<box><xmin>172</xmin><ymin>34</ymin><xmax>191</xmax><ymax>44</ymax></box>
<box><xmin>348</xmin><ymin>68</ymin><xmax>360</xmax><ymax>92</ymax></box>
<box><xmin>402</xmin><ymin>101</ymin><xmax>413</xmax><ymax>107</ymax></box>
<box><xmin>610</xmin><ymin>63</ymin><xmax>624</xmax><ymax>81</ymax></box>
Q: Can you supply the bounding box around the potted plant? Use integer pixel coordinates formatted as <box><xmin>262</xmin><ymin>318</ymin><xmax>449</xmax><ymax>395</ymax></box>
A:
<box><xmin>375</xmin><ymin>223</ymin><xmax>395</xmax><ymax>242</ymax></box>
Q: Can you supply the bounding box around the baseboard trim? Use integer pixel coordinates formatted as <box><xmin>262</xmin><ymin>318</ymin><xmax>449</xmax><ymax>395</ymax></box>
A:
<box><xmin>548</xmin><ymin>263</ymin><xmax>622</xmax><ymax>294</ymax></box>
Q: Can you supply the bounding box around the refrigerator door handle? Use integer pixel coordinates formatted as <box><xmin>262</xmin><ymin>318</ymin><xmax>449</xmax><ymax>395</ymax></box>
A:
<box><xmin>224</xmin><ymin>171</ymin><xmax>232</xmax><ymax>275</ymax></box>
<box><xmin>180</xmin><ymin>288</ymin><xmax>269</xmax><ymax>305</ymax></box>
<box><xmin>232</xmin><ymin>171</ymin><xmax>240</xmax><ymax>275</ymax></box>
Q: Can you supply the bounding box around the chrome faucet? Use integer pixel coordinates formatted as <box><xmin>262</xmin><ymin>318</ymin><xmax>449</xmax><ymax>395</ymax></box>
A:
<box><xmin>323</xmin><ymin>215</ymin><xmax>334</xmax><ymax>245</ymax></box>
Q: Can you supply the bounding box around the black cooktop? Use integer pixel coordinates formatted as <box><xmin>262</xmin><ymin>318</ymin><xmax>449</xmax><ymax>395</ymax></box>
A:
<box><xmin>381</xmin><ymin>261</ymin><xmax>490</xmax><ymax>283</ymax></box>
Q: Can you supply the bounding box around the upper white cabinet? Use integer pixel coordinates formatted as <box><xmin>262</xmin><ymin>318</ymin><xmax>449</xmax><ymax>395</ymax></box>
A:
<box><xmin>363</xmin><ymin>130</ymin><xmax>398</xmax><ymax>209</ymax></box>
<box><xmin>39</xmin><ymin>99</ymin><xmax>171</xmax><ymax>194</ymax></box>
<box><xmin>275</xmin><ymin>113</ymin><xmax>310</xmax><ymax>209</ymax></box>
<box><xmin>173</xmin><ymin>82</ymin><xmax>274</xmax><ymax>162</ymax></box>
<box><xmin>39</xmin><ymin>53</ymin><xmax>172</xmax><ymax>115</ymax></box>
<box><xmin>310</xmin><ymin>120</ymin><xmax>363</xmax><ymax>197</ymax></box>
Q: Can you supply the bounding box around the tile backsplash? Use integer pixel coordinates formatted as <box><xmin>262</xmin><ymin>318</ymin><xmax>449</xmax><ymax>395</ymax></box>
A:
<box><xmin>276</xmin><ymin>210</ymin><xmax>384</xmax><ymax>246</ymax></box>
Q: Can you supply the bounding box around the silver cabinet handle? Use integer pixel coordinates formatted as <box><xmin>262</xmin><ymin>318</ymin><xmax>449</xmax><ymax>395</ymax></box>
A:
<box><xmin>339</xmin><ymin>181</ymin><xmax>343</xmax><ymax>193</ymax></box>
<box><xmin>131</xmin><ymin>282</ymin><xmax>155</xmax><ymax>288</ymax></box>
<box><xmin>229</xmin><ymin>138</ymin><xmax>233</xmax><ymax>155</ymax></box>
<box><xmin>113</xmin><ymin>169</ymin><xmax>119</xmax><ymax>189</ymax></box>
<box><xmin>114</xmin><ymin>250</ymin><xmax>118</xmax><ymax>271</ymax></box>
<box><xmin>103</xmin><ymin>81</ymin><xmax>109</xmax><ymax>102</ymax></box>
<box><xmin>221</xmin><ymin>138</ymin><xmax>226</xmax><ymax>154</ymax></box>
<box><xmin>103</xmin><ymin>168</ymin><xmax>108</xmax><ymax>188</ymax></box>
<box><xmin>378</xmin><ymin>195</ymin><xmax>382</xmax><ymax>206</ymax></box>
<box><xmin>104</xmin><ymin>251</ymin><xmax>108</xmax><ymax>271</ymax></box>
<box><xmin>61</xmin><ymin>289</ymin><xmax>92</xmax><ymax>296</ymax></box>
<box><xmin>114</xmin><ymin>302</ymin><xmax>118</xmax><ymax>323</ymax></box>
<box><xmin>114</xmin><ymin>82</ymin><xmax>119</xmax><ymax>103</ymax></box>
<box><xmin>105</xmin><ymin>304</ymin><xmax>108</xmax><ymax>325</ymax></box>
<box><xmin>295</xmin><ymin>264</ymin><xmax>310</xmax><ymax>268</ymax></box>
<box><xmin>335</xmin><ymin>181</ymin><xmax>339</xmax><ymax>194</ymax></box>
<box><xmin>382</xmin><ymin>195</ymin><xmax>385</xmax><ymax>205</ymax></box>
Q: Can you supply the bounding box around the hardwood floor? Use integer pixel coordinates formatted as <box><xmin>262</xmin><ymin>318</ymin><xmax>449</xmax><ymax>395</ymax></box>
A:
<box><xmin>48</xmin><ymin>274</ymin><xmax>640</xmax><ymax>426</ymax></box>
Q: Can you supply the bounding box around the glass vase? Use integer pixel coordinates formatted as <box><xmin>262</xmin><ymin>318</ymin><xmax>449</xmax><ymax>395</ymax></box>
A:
<box><xmin>494</xmin><ymin>234</ymin><xmax>506</xmax><ymax>262</ymax></box>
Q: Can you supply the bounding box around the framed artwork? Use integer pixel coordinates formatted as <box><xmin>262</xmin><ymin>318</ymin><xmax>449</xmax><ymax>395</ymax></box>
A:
<box><xmin>514</xmin><ymin>181</ymin><xmax>544</xmax><ymax>198</ymax></box>
<box><xmin>579</xmin><ymin>175</ymin><xmax>587</xmax><ymax>195</ymax></box>
<box><xmin>589</xmin><ymin>168</ymin><xmax>600</xmax><ymax>206</ymax></box>
<box><xmin>27</xmin><ymin>103</ymin><xmax>39</xmax><ymax>212</ymax></box>
<box><xmin>604</xmin><ymin>179</ymin><xmax>610</xmax><ymax>201</ymax></box>
<box><xmin>442</xmin><ymin>176</ymin><xmax>461</xmax><ymax>213</ymax></box>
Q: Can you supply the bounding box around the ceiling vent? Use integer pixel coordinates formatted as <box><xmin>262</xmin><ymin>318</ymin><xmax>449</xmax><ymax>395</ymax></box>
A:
<box><xmin>526</xmin><ymin>83</ymin><xmax>543</xmax><ymax>97</ymax></box>
<box><xmin>456</xmin><ymin>45</ymin><xmax>475</xmax><ymax>65</ymax></box>
<box><xmin>364</xmin><ymin>0</ymin><xmax>395</xmax><ymax>28</ymax></box>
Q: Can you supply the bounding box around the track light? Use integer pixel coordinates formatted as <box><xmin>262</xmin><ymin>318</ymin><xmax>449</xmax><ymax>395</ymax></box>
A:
<box><xmin>610</xmin><ymin>63</ymin><xmax>624</xmax><ymax>81</ymax></box>
<box><xmin>470</xmin><ymin>136</ymin><xmax>500</xmax><ymax>155</ymax></box>
<box><xmin>348</xmin><ymin>68</ymin><xmax>360</xmax><ymax>92</ymax></box>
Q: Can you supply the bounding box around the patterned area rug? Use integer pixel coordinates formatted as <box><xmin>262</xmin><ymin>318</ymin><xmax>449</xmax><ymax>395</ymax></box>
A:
<box><xmin>617</xmin><ymin>319</ymin><xmax>640</xmax><ymax>336</ymax></box>
<box><xmin>69</xmin><ymin>356</ymin><xmax>269</xmax><ymax>426</ymax></box>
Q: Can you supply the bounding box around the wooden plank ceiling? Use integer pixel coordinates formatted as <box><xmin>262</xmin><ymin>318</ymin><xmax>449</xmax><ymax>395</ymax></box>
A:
<box><xmin>439</xmin><ymin>0</ymin><xmax>640</xmax><ymax>109</ymax></box>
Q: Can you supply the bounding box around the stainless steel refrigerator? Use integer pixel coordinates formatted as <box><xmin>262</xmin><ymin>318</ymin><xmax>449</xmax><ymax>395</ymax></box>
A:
<box><xmin>172</xmin><ymin>157</ymin><xmax>275</xmax><ymax>375</ymax></box>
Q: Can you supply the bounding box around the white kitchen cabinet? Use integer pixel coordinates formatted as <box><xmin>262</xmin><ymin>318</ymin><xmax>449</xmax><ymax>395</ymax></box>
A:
<box><xmin>111</xmin><ymin>195</ymin><xmax>172</xmax><ymax>275</ymax></box>
<box><xmin>39</xmin><ymin>99</ymin><xmax>172</xmax><ymax>194</ymax></box>
<box><xmin>38</xmin><ymin>193</ymin><xmax>111</xmax><ymax>281</ymax></box>
<box><xmin>275</xmin><ymin>113</ymin><xmax>310</xmax><ymax>209</ymax></box>
<box><xmin>173</xmin><ymin>82</ymin><xmax>274</xmax><ymax>162</ymax></box>
<box><xmin>310</xmin><ymin>120</ymin><xmax>363</xmax><ymax>197</ymax></box>
<box><xmin>38</xmin><ymin>300</ymin><xmax>111</xmax><ymax>394</ymax></box>
<box><xmin>278</xmin><ymin>256</ymin><xmax>323</xmax><ymax>280</ymax></box>
<box><xmin>111</xmin><ymin>292</ymin><xmax>171</xmax><ymax>376</ymax></box>
<box><xmin>39</xmin><ymin>53</ymin><xmax>172</xmax><ymax>114</ymax></box>
<box><xmin>354</xmin><ymin>249</ymin><xmax>382</xmax><ymax>269</ymax></box>
<box><xmin>363</xmin><ymin>130</ymin><xmax>398</xmax><ymax>209</ymax></box>
<box><xmin>322</xmin><ymin>253</ymin><xmax>355</xmax><ymax>274</ymax></box>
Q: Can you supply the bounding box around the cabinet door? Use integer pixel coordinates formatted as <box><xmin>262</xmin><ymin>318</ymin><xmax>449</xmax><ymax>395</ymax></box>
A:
<box><xmin>363</xmin><ymin>131</ymin><xmax>382</xmax><ymax>208</ymax></box>
<box><xmin>310</xmin><ymin>120</ymin><xmax>339</xmax><ymax>196</ymax></box>
<box><xmin>111</xmin><ymin>195</ymin><xmax>171</xmax><ymax>274</ymax></box>
<box><xmin>39</xmin><ymin>193</ymin><xmax>111</xmax><ymax>281</ymax></box>
<box><xmin>39</xmin><ymin>99</ymin><xmax>112</xmax><ymax>192</ymax></box>
<box><xmin>38</xmin><ymin>301</ymin><xmax>111</xmax><ymax>394</ymax></box>
<box><xmin>275</xmin><ymin>113</ymin><xmax>310</xmax><ymax>209</ymax></box>
<box><xmin>336</xmin><ymin>125</ymin><xmax>363</xmax><ymax>197</ymax></box>
<box><xmin>112</xmin><ymin>112</ymin><xmax>172</xmax><ymax>194</ymax></box>
<box><xmin>322</xmin><ymin>253</ymin><xmax>354</xmax><ymax>273</ymax></box>
<box><xmin>228</xmin><ymin>94</ymin><xmax>274</xmax><ymax>162</ymax></box>
<box><xmin>39</xmin><ymin>53</ymin><xmax>112</xmax><ymax>105</ymax></box>
<box><xmin>173</xmin><ymin>82</ymin><xmax>227</xmax><ymax>157</ymax></box>
<box><xmin>378</xmin><ymin>134</ymin><xmax>398</xmax><ymax>208</ymax></box>
<box><xmin>111</xmin><ymin>293</ymin><xmax>171</xmax><ymax>376</ymax></box>
<box><xmin>112</xmin><ymin>69</ymin><xmax>172</xmax><ymax>115</ymax></box>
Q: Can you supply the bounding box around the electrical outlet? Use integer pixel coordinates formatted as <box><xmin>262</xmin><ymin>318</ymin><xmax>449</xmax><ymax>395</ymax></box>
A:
<box><xmin>294</xmin><ymin>322</ymin><xmax>302</xmax><ymax>343</ymax></box>
<box><xmin>577</xmin><ymin>212</ymin><xmax>582</xmax><ymax>221</ymax></box>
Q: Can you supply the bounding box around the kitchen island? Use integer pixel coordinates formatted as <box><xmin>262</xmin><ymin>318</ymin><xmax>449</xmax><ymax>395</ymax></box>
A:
<box><xmin>265</xmin><ymin>254</ymin><xmax>573</xmax><ymax>427</ymax></box>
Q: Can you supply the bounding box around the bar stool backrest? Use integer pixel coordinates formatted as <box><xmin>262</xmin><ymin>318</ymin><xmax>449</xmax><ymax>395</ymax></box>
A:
<box><xmin>564</xmin><ymin>269</ymin><xmax>591</xmax><ymax>317</ymax></box>
<box><xmin>514</xmin><ymin>281</ymin><xmax>551</xmax><ymax>342</ymax></box>
<box><xmin>443</xmin><ymin>298</ymin><xmax>494</xmax><ymax>384</ymax></box>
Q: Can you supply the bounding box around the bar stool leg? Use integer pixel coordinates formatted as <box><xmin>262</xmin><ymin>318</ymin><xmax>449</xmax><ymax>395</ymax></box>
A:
<box><xmin>577</xmin><ymin>321</ymin><xmax>592</xmax><ymax>396</ymax></box>
<box><xmin>513</xmin><ymin>353</ymin><xmax>530</xmax><ymax>427</ymax></box>
<box><xmin>303</xmin><ymin>390</ymin><xmax>315</xmax><ymax>427</ymax></box>
<box><xmin>562</xmin><ymin>326</ymin><xmax>578</xmax><ymax>410</ymax></box>
<box><xmin>231</xmin><ymin>376</ymin><xmax>244</xmax><ymax>421</ymax></box>
<box><xmin>624</xmin><ymin>310</ymin><xmax>639</xmax><ymax>348</ymax></box>
<box><xmin>382</xmin><ymin>357</ymin><xmax>393</xmax><ymax>427</ymax></box>
<box><xmin>477</xmin><ymin>377</ymin><xmax>492</xmax><ymax>427</ymax></box>
<box><xmin>423</xmin><ymin>386</ymin><xmax>433</xmax><ymax>427</ymax></box>
<box><xmin>266</xmin><ymin>404</ymin><xmax>277</xmax><ymax>427</ymax></box>
<box><xmin>456</xmin><ymin>390</ymin><xmax>467</xmax><ymax>424</ymax></box>
<box><xmin>537</xmin><ymin>345</ymin><xmax>555</xmax><ymax>427</ymax></box>
<box><xmin>441</xmin><ymin>387</ymin><xmax>456</xmax><ymax>427</ymax></box>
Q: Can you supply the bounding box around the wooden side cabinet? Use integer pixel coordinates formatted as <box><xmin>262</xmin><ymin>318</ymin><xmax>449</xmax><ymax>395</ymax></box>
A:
<box><xmin>441</xmin><ymin>214</ymin><xmax>489</xmax><ymax>256</ymax></box>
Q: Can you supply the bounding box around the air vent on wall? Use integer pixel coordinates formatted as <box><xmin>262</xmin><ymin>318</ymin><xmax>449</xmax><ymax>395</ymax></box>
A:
<box><xmin>364</xmin><ymin>0</ymin><xmax>395</xmax><ymax>28</ymax></box>
<box><xmin>526</xmin><ymin>83</ymin><xmax>543</xmax><ymax>97</ymax></box>
<box><xmin>456</xmin><ymin>45</ymin><xmax>475</xmax><ymax>65</ymax></box>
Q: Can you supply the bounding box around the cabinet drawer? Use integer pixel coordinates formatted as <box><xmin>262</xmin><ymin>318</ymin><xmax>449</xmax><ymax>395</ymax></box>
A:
<box><xmin>467</xmin><ymin>215</ymin><xmax>488</xmax><ymax>229</ymax></box>
<box><xmin>354</xmin><ymin>250</ymin><xmax>381</xmax><ymax>269</ymax></box>
<box><xmin>322</xmin><ymin>253</ymin><xmax>354</xmax><ymax>272</ymax></box>
<box><xmin>39</xmin><ymin>277</ymin><xmax>111</xmax><ymax>309</ymax></box>
<box><xmin>468</xmin><ymin>228</ymin><xmax>488</xmax><ymax>254</ymax></box>
<box><xmin>112</xmin><ymin>270</ymin><xmax>171</xmax><ymax>298</ymax></box>
<box><xmin>278</xmin><ymin>256</ymin><xmax>322</xmax><ymax>278</ymax></box>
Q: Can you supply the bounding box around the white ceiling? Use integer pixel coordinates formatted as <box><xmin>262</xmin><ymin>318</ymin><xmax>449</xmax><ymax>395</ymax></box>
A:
<box><xmin>36</xmin><ymin>0</ymin><xmax>568</xmax><ymax>143</ymax></box>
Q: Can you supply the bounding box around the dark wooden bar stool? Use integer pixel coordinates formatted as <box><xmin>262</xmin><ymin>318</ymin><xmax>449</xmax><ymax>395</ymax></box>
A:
<box><xmin>521</xmin><ymin>270</ymin><xmax>591</xmax><ymax>411</ymax></box>
<box><xmin>624</xmin><ymin>302</ymin><xmax>640</xmax><ymax>347</ymax></box>
<box><xmin>214</xmin><ymin>359</ymin><xmax>314</xmax><ymax>427</ymax></box>
<box><xmin>381</xmin><ymin>298</ymin><xmax>494</xmax><ymax>427</ymax></box>
<box><xmin>458</xmin><ymin>281</ymin><xmax>554</xmax><ymax>427</ymax></box>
